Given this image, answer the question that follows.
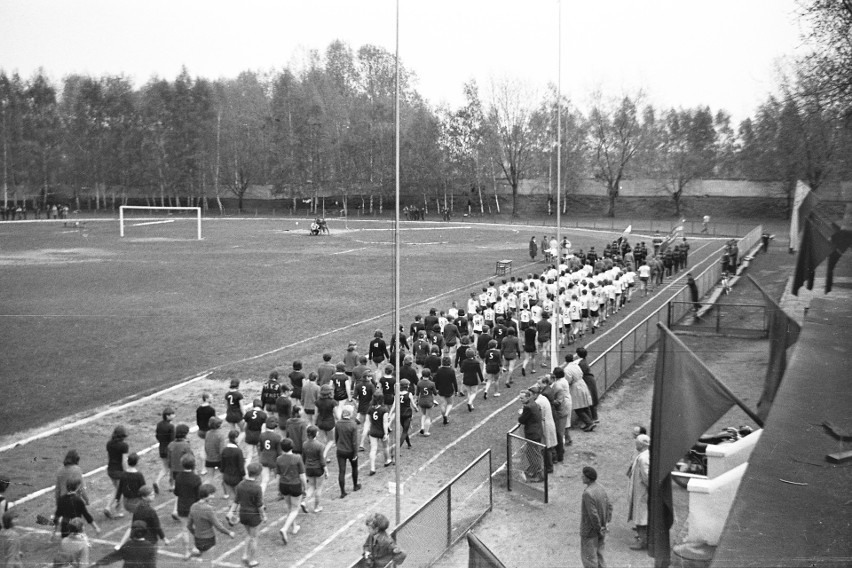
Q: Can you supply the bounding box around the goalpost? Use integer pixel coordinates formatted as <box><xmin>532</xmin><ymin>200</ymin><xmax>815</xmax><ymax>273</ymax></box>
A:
<box><xmin>119</xmin><ymin>206</ymin><xmax>203</xmax><ymax>240</ymax></box>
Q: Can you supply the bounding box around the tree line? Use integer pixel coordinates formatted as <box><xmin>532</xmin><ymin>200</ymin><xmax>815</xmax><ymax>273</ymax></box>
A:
<box><xmin>2</xmin><ymin>35</ymin><xmax>850</xmax><ymax>218</ymax></box>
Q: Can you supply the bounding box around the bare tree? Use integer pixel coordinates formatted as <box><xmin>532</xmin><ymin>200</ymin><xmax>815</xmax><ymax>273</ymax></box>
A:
<box><xmin>655</xmin><ymin>107</ymin><xmax>717</xmax><ymax>216</ymax></box>
<box><xmin>588</xmin><ymin>92</ymin><xmax>648</xmax><ymax>217</ymax></box>
<box><xmin>486</xmin><ymin>78</ymin><xmax>539</xmax><ymax>217</ymax></box>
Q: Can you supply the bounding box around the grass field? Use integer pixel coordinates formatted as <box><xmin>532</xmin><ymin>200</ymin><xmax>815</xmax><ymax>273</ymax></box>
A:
<box><xmin>0</xmin><ymin>215</ymin><xmax>648</xmax><ymax>437</ymax></box>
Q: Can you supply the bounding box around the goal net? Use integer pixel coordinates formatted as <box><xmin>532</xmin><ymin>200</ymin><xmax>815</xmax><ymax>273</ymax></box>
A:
<box><xmin>119</xmin><ymin>206</ymin><xmax>202</xmax><ymax>240</ymax></box>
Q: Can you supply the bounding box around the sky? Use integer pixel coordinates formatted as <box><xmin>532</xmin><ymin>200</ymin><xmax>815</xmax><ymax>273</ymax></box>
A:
<box><xmin>0</xmin><ymin>0</ymin><xmax>806</xmax><ymax>122</ymax></box>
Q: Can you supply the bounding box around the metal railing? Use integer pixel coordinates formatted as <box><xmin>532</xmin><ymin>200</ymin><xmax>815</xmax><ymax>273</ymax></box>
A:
<box><xmin>588</xmin><ymin>225</ymin><xmax>764</xmax><ymax>392</ymax></box>
<box><xmin>349</xmin><ymin>449</ymin><xmax>493</xmax><ymax>568</ymax></box>
<box><xmin>506</xmin><ymin>423</ymin><xmax>549</xmax><ymax>503</ymax></box>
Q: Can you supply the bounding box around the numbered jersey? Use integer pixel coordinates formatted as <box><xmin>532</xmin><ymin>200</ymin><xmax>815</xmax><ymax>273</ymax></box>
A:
<box><xmin>417</xmin><ymin>379</ymin><xmax>436</xmax><ymax>408</ymax></box>
<box><xmin>257</xmin><ymin>431</ymin><xmax>282</xmax><ymax>467</ymax></box>
<box><xmin>355</xmin><ymin>380</ymin><xmax>375</xmax><ymax>415</ymax></box>
<box><xmin>398</xmin><ymin>391</ymin><xmax>414</xmax><ymax>418</ymax></box>
<box><xmin>368</xmin><ymin>405</ymin><xmax>388</xmax><ymax>438</ymax></box>
<box><xmin>484</xmin><ymin>348</ymin><xmax>502</xmax><ymax>374</ymax></box>
<box><xmin>225</xmin><ymin>390</ymin><xmax>244</xmax><ymax>423</ymax></box>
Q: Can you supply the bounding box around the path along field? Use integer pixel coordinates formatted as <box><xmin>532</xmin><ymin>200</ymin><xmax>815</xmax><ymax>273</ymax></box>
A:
<box><xmin>0</xmin><ymin>215</ymin><xmax>725</xmax><ymax>567</ymax></box>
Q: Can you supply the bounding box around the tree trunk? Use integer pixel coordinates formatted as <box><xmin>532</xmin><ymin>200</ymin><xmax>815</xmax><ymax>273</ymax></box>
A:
<box><xmin>607</xmin><ymin>184</ymin><xmax>617</xmax><ymax>218</ymax></box>
<box><xmin>512</xmin><ymin>182</ymin><xmax>518</xmax><ymax>217</ymax></box>
<box><xmin>378</xmin><ymin>194</ymin><xmax>383</xmax><ymax>215</ymax></box>
<box><xmin>369</xmin><ymin>194</ymin><xmax>373</xmax><ymax>215</ymax></box>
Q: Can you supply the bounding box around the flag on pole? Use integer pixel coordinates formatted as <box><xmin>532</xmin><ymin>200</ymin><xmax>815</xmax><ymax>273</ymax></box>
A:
<box><xmin>648</xmin><ymin>324</ymin><xmax>743</xmax><ymax>567</ymax></box>
<box><xmin>617</xmin><ymin>224</ymin><xmax>632</xmax><ymax>248</ymax></box>
<box><xmin>657</xmin><ymin>225</ymin><xmax>683</xmax><ymax>255</ymax></box>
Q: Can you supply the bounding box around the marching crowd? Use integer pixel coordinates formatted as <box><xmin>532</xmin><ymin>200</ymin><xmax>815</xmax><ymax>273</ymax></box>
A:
<box><xmin>0</xmin><ymin>231</ymin><xmax>697</xmax><ymax>568</ymax></box>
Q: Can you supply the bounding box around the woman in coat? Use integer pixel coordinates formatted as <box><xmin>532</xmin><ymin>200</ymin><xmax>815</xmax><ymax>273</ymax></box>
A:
<box><xmin>562</xmin><ymin>355</ymin><xmax>595</xmax><ymax>431</ymax></box>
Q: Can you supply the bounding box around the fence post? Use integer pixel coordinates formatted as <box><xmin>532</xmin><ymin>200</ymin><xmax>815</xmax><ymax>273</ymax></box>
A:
<box><xmin>506</xmin><ymin>433</ymin><xmax>512</xmax><ymax>493</ymax></box>
<box><xmin>716</xmin><ymin>305</ymin><xmax>722</xmax><ymax>334</ymax></box>
<box><xmin>446</xmin><ymin>485</ymin><xmax>453</xmax><ymax>548</ymax></box>
<box><xmin>633</xmin><ymin>327</ymin><xmax>637</xmax><ymax>368</ymax></box>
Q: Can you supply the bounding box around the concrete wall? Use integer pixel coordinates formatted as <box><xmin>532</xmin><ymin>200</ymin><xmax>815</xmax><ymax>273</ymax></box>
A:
<box><xmin>515</xmin><ymin>178</ymin><xmax>852</xmax><ymax>200</ymax></box>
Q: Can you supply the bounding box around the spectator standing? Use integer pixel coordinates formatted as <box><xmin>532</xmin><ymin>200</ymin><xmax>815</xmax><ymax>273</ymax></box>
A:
<box><xmin>517</xmin><ymin>389</ymin><xmax>544</xmax><ymax>482</ymax></box>
<box><xmin>627</xmin><ymin>434</ymin><xmax>651</xmax><ymax>550</ymax></box>
<box><xmin>579</xmin><ymin>466</ymin><xmax>612</xmax><ymax>568</ymax></box>
<box><xmin>575</xmin><ymin>347</ymin><xmax>600</xmax><ymax>426</ymax></box>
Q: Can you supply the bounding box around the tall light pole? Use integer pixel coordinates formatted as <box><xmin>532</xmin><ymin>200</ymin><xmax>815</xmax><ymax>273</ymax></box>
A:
<box><xmin>551</xmin><ymin>0</ymin><xmax>563</xmax><ymax>369</ymax></box>
<box><xmin>2</xmin><ymin>98</ymin><xmax>8</xmax><ymax>210</ymax></box>
<box><xmin>392</xmin><ymin>0</ymin><xmax>402</xmax><ymax>527</ymax></box>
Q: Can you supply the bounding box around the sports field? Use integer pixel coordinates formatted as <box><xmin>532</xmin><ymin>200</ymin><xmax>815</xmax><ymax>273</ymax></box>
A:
<box><xmin>1</xmin><ymin>215</ymin><xmax>659</xmax><ymax>437</ymax></box>
<box><xmin>0</xmin><ymin>214</ymin><xmax>728</xmax><ymax>567</ymax></box>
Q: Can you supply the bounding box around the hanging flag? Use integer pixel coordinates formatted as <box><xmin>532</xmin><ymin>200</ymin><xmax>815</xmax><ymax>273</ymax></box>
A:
<box><xmin>792</xmin><ymin>212</ymin><xmax>840</xmax><ymax>294</ymax></box>
<box><xmin>748</xmin><ymin>275</ymin><xmax>801</xmax><ymax>421</ymax></box>
<box><xmin>648</xmin><ymin>324</ymin><xmax>746</xmax><ymax>567</ymax></box>
<box><xmin>788</xmin><ymin>181</ymin><xmax>814</xmax><ymax>253</ymax></box>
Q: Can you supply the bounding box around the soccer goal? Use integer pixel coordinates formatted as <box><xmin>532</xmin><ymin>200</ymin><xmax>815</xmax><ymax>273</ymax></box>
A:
<box><xmin>119</xmin><ymin>206</ymin><xmax>202</xmax><ymax>240</ymax></box>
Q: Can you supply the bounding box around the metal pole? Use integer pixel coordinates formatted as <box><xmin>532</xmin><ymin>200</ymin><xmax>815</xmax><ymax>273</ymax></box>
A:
<box><xmin>551</xmin><ymin>0</ymin><xmax>562</xmax><ymax>368</ymax></box>
<box><xmin>393</xmin><ymin>0</ymin><xmax>402</xmax><ymax>528</ymax></box>
<box><xmin>2</xmin><ymin>99</ymin><xmax>7</xmax><ymax>210</ymax></box>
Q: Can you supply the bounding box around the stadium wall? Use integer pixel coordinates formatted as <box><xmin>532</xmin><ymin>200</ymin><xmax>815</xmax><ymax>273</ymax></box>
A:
<box><xmin>20</xmin><ymin>179</ymin><xmax>850</xmax><ymax>220</ymax></box>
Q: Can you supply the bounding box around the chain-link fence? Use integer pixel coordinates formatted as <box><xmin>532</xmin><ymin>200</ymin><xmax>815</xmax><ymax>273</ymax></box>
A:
<box><xmin>348</xmin><ymin>450</ymin><xmax>492</xmax><ymax>568</ymax></box>
<box><xmin>669</xmin><ymin>301</ymin><xmax>769</xmax><ymax>338</ymax></box>
<box><xmin>588</xmin><ymin>225</ymin><xmax>764</xmax><ymax>392</ymax></box>
<box><xmin>506</xmin><ymin>423</ymin><xmax>549</xmax><ymax>503</ymax></box>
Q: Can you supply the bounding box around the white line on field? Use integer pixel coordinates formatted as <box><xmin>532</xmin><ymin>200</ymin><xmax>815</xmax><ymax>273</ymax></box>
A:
<box><xmin>0</xmin><ymin>373</ymin><xmax>210</xmax><ymax>455</ymax></box>
<box><xmin>331</xmin><ymin>247</ymin><xmax>368</xmax><ymax>255</ymax></box>
<box><xmin>130</xmin><ymin>220</ymin><xmax>176</xmax><ymax>227</ymax></box>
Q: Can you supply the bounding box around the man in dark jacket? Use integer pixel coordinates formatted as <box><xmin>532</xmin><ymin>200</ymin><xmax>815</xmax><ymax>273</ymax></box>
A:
<box><xmin>518</xmin><ymin>390</ymin><xmax>544</xmax><ymax>481</ymax></box>
<box><xmin>580</xmin><ymin>466</ymin><xmax>612</xmax><ymax>568</ymax></box>
<box><xmin>334</xmin><ymin>408</ymin><xmax>361</xmax><ymax>499</ymax></box>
